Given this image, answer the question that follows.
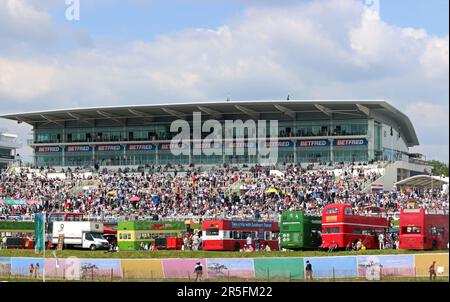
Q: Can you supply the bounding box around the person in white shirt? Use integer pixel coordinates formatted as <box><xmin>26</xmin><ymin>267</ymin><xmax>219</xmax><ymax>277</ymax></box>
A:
<box><xmin>378</xmin><ymin>233</ymin><xmax>385</xmax><ymax>250</ymax></box>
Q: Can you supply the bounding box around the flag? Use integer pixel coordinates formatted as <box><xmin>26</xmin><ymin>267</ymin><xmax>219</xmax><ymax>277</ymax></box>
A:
<box><xmin>34</xmin><ymin>213</ymin><xmax>46</xmax><ymax>253</ymax></box>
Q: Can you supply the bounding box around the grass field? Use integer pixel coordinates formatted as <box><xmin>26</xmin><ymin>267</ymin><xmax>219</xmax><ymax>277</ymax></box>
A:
<box><xmin>0</xmin><ymin>248</ymin><xmax>447</xmax><ymax>258</ymax></box>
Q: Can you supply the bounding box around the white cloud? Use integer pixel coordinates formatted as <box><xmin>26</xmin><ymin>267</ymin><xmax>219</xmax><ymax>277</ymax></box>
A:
<box><xmin>0</xmin><ymin>0</ymin><xmax>448</xmax><ymax>161</ymax></box>
<box><xmin>0</xmin><ymin>0</ymin><xmax>55</xmax><ymax>45</ymax></box>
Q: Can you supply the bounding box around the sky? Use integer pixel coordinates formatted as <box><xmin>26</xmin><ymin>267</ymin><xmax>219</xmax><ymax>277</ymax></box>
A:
<box><xmin>0</xmin><ymin>0</ymin><xmax>448</xmax><ymax>162</ymax></box>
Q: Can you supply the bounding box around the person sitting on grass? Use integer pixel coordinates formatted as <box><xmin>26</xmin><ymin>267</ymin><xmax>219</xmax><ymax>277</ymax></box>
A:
<box><xmin>264</xmin><ymin>244</ymin><xmax>271</xmax><ymax>252</ymax></box>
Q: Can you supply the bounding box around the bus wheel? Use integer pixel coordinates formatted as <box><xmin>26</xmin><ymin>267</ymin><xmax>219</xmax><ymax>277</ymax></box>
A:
<box><xmin>234</xmin><ymin>243</ymin><xmax>241</xmax><ymax>251</ymax></box>
<box><xmin>90</xmin><ymin>245</ymin><xmax>97</xmax><ymax>251</ymax></box>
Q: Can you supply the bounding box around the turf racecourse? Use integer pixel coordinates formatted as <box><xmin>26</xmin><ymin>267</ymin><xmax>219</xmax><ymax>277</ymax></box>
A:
<box><xmin>0</xmin><ymin>248</ymin><xmax>447</xmax><ymax>258</ymax></box>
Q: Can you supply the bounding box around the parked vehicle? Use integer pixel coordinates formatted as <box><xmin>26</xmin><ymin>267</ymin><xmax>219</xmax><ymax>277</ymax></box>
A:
<box><xmin>51</xmin><ymin>221</ymin><xmax>109</xmax><ymax>250</ymax></box>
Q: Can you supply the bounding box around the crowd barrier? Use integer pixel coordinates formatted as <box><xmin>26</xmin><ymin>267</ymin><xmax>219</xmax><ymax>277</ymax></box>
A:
<box><xmin>0</xmin><ymin>253</ymin><xmax>448</xmax><ymax>281</ymax></box>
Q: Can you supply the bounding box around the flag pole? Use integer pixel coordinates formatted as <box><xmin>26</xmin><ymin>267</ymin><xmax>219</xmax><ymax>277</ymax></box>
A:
<box><xmin>43</xmin><ymin>212</ymin><xmax>46</xmax><ymax>282</ymax></box>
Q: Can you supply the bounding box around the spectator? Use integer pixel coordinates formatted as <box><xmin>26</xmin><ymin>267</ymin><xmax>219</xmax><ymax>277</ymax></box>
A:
<box><xmin>429</xmin><ymin>261</ymin><xmax>437</xmax><ymax>280</ymax></box>
<box><xmin>194</xmin><ymin>262</ymin><xmax>203</xmax><ymax>281</ymax></box>
<box><xmin>305</xmin><ymin>261</ymin><xmax>313</xmax><ymax>281</ymax></box>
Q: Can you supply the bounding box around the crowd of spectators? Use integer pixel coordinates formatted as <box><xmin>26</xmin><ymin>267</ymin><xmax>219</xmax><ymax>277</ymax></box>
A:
<box><xmin>0</xmin><ymin>163</ymin><xmax>448</xmax><ymax>222</ymax></box>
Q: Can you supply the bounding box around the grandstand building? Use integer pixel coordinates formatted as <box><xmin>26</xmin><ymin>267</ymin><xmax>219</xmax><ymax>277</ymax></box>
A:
<box><xmin>0</xmin><ymin>100</ymin><xmax>431</xmax><ymax>185</ymax></box>
<box><xmin>0</xmin><ymin>129</ymin><xmax>21</xmax><ymax>171</ymax></box>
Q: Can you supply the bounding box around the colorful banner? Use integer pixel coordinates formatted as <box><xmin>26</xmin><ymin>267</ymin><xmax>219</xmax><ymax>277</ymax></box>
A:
<box><xmin>254</xmin><ymin>258</ymin><xmax>303</xmax><ymax>279</ymax></box>
<box><xmin>11</xmin><ymin>257</ymin><xmax>44</xmax><ymax>277</ymax></box>
<box><xmin>230</xmin><ymin>221</ymin><xmax>274</xmax><ymax>229</ymax></box>
<box><xmin>121</xmin><ymin>259</ymin><xmax>164</xmax><ymax>280</ymax></box>
<box><xmin>162</xmin><ymin>259</ymin><xmax>207</xmax><ymax>279</ymax></box>
<box><xmin>35</xmin><ymin>146</ymin><xmax>62</xmax><ymax>153</ymax></box>
<box><xmin>34</xmin><ymin>214</ymin><xmax>45</xmax><ymax>252</ymax></box>
<box><xmin>297</xmin><ymin>140</ymin><xmax>330</xmax><ymax>148</ymax></box>
<box><xmin>333</xmin><ymin>139</ymin><xmax>368</xmax><ymax>147</ymax></box>
<box><xmin>44</xmin><ymin>258</ymin><xmax>69</xmax><ymax>279</ymax></box>
<box><xmin>95</xmin><ymin>145</ymin><xmax>123</xmax><ymax>152</ymax></box>
<box><xmin>65</xmin><ymin>145</ymin><xmax>92</xmax><ymax>152</ymax></box>
<box><xmin>358</xmin><ymin>255</ymin><xmax>414</xmax><ymax>278</ymax></box>
<box><xmin>79</xmin><ymin>259</ymin><xmax>123</xmax><ymax>279</ymax></box>
<box><xmin>126</xmin><ymin>144</ymin><xmax>157</xmax><ymax>151</ymax></box>
<box><xmin>414</xmin><ymin>253</ymin><xmax>449</xmax><ymax>277</ymax></box>
<box><xmin>206</xmin><ymin>258</ymin><xmax>255</xmax><ymax>279</ymax></box>
<box><xmin>0</xmin><ymin>257</ymin><xmax>11</xmax><ymax>277</ymax></box>
<box><xmin>304</xmin><ymin>256</ymin><xmax>358</xmax><ymax>279</ymax></box>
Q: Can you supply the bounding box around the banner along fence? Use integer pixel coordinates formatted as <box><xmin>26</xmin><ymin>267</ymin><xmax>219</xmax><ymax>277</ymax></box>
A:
<box><xmin>0</xmin><ymin>253</ymin><xmax>448</xmax><ymax>281</ymax></box>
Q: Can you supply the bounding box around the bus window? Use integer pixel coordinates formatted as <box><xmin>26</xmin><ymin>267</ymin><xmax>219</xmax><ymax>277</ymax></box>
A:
<box><xmin>265</xmin><ymin>231</ymin><xmax>271</xmax><ymax>240</ymax></box>
<box><xmin>362</xmin><ymin>230</ymin><xmax>374</xmax><ymax>235</ymax></box>
<box><xmin>224</xmin><ymin>231</ymin><xmax>231</xmax><ymax>239</ymax></box>
<box><xmin>271</xmin><ymin>232</ymin><xmax>279</xmax><ymax>240</ymax></box>
<box><xmin>242</xmin><ymin>231</ymin><xmax>252</xmax><ymax>239</ymax></box>
<box><xmin>353</xmin><ymin>228</ymin><xmax>361</xmax><ymax>234</ymax></box>
<box><xmin>326</xmin><ymin>208</ymin><xmax>339</xmax><ymax>214</ymax></box>
<box><xmin>233</xmin><ymin>231</ymin><xmax>242</xmax><ymax>239</ymax></box>
<box><xmin>331</xmin><ymin>227</ymin><xmax>339</xmax><ymax>233</ymax></box>
<box><xmin>344</xmin><ymin>208</ymin><xmax>353</xmax><ymax>215</ymax></box>
<box><xmin>127</xmin><ymin>233</ymin><xmax>131</xmax><ymax>240</ymax></box>
<box><xmin>206</xmin><ymin>228</ymin><xmax>219</xmax><ymax>236</ymax></box>
<box><xmin>136</xmin><ymin>233</ymin><xmax>141</xmax><ymax>240</ymax></box>
<box><xmin>430</xmin><ymin>227</ymin><xmax>445</xmax><ymax>236</ymax></box>
<box><xmin>324</xmin><ymin>228</ymin><xmax>331</xmax><ymax>234</ymax></box>
<box><xmin>257</xmin><ymin>232</ymin><xmax>264</xmax><ymax>240</ymax></box>
<box><xmin>403</xmin><ymin>226</ymin><xmax>421</xmax><ymax>234</ymax></box>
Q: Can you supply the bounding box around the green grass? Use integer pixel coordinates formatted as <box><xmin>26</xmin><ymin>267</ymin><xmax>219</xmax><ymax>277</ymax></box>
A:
<box><xmin>0</xmin><ymin>249</ymin><xmax>447</xmax><ymax>259</ymax></box>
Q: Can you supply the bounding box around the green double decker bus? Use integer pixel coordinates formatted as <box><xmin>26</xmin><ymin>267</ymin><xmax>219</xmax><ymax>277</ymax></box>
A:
<box><xmin>280</xmin><ymin>211</ymin><xmax>322</xmax><ymax>249</ymax></box>
<box><xmin>117</xmin><ymin>220</ymin><xmax>200</xmax><ymax>250</ymax></box>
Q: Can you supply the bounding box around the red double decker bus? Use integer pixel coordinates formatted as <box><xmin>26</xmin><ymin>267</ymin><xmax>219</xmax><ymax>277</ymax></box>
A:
<box><xmin>399</xmin><ymin>208</ymin><xmax>449</xmax><ymax>250</ymax></box>
<box><xmin>320</xmin><ymin>204</ymin><xmax>388</xmax><ymax>249</ymax></box>
<box><xmin>202</xmin><ymin>220</ymin><xmax>279</xmax><ymax>251</ymax></box>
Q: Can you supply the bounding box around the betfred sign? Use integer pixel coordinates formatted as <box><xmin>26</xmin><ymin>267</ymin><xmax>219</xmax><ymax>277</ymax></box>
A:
<box><xmin>65</xmin><ymin>145</ymin><xmax>92</xmax><ymax>152</ymax></box>
<box><xmin>35</xmin><ymin>146</ymin><xmax>61</xmax><ymax>153</ymax></box>
<box><xmin>333</xmin><ymin>139</ymin><xmax>368</xmax><ymax>147</ymax></box>
<box><xmin>127</xmin><ymin>144</ymin><xmax>156</xmax><ymax>151</ymax></box>
<box><xmin>297</xmin><ymin>140</ymin><xmax>329</xmax><ymax>147</ymax></box>
<box><xmin>264</xmin><ymin>141</ymin><xmax>294</xmax><ymax>148</ymax></box>
<box><xmin>159</xmin><ymin>142</ymin><xmax>189</xmax><ymax>150</ymax></box>
<box><xmin>95</xmin><ymin>145</ymin><xmax>123</xmax><ymax>152</ymax></box>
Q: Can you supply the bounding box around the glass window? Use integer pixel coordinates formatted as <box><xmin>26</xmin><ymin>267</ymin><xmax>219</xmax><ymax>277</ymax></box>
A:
<box><xmin>429</xmin><ymin>227</ymin><xmax>444</xmax><ymax>236</ymax></box>
<box><xmin>233</xmin><ymin>231</ymin><xmax>241</xmax><ymax>239</ymax></box>
<box><xmin>331</xmin><ymin>227</ymin><xmax>339</xmax><ymax>233</ymax></box>
<box><xmin>127</xmin><ymin>233</ymin><xmax>131</xmax><ymax>240</ymax></box>
<box><xmin>353</xmin><ymin>228</ymin><xmax>361</xmax><ymax>234</ymax></box>
<box><xmin>271</xmin><ymin>232</ymin><xmax>279</xmax><ymax>240</ymax></box>
<box><xmin>404</xmin><ymin>226</ymin><xmax>421</xmax><ymax>234</ymax></box>
<box><xmin>206</xmin><ymin>228</ymin><xmax>219</xmax><ymax>236</ymax></box>
<box><xmin>344</xmin><ymin>208</ymin><xmax>353</xmax><ymax>215</ymax></box>
<box><xmin>326</xmin><ymin>208</ymin><xmax>338</xmax><ymax>214</ymax></box>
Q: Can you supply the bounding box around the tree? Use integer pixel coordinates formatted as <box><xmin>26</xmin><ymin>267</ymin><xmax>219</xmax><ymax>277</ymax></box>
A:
<box><xmin>428</xmin><ymin>160</ymin><xmax>449</xmax><ymax>177</ymax></box>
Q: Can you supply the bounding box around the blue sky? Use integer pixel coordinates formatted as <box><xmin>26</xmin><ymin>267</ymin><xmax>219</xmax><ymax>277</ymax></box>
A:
<box><xmin>0</xmin><ymin>0</ymin><xmax>448</xmax><ymax>162</ymax></box>
<box><xmin>49</xmin><ymin>0</ymin><xmax>448</xmax><ymax>40</ymax></box>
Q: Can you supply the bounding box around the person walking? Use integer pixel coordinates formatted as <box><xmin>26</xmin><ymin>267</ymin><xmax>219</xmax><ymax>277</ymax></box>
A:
<box><xmin>305</xmin><ymin>261</ymin><xmax>313</xmax><ymax>281</ymax></box>
<box><xmin>34</xmin><ymin>262</ymin><xmax>40</xmax><ymax>278</ymax></box>
<box><xmin>429</xmin><ymin>261</ymin><xmax>437</xmax><ymax>280</ymax></box>
<box><xmin>29</xmin><ymin>263</ymin><xmax>34</xmax><ymax>279</ymax></box>
<box><xmin>194</xmin><ymin>262</ymin><xmax>203</xmax><ymax>281</ymax></box>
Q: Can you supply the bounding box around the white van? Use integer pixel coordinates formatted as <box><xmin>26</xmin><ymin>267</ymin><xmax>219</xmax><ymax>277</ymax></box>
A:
<box><xmin>51</xmin><ymin>221</ymin><xmax>109</xmax><ymax>250</ymax></box>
